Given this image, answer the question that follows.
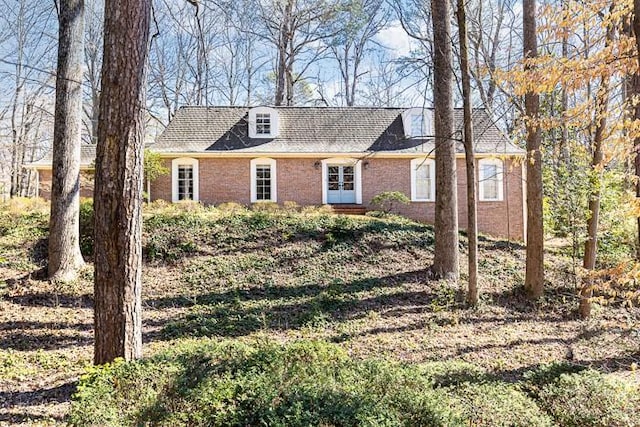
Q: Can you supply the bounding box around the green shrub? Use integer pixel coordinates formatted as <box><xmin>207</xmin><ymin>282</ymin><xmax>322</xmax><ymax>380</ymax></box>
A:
<box><xmin>79</xmin><ymin>198</ymin><xmax>94</xmax><ymax>257</ymax></box>
<box><xmin>414</xmin><ymin>360</ymin><xmax>488</xmax><ymax>387</ymax></box>
<box><xmin>69</xmin><ymin>340</ymin><xmax>577</xmax><ymax>427</ymax></box>
<box><xmin>522</xmin><ymin>362</ymin><xmax>587</xmax><ymax>398</ymax></box>
<box><xmin>143</xmin><ymin>213</ymin><xmax>205</xmax><ymax>261</ymax></box>
<box><xmin>216</xmin><ymin>202</ymin><xmax>247</xmax><ymax>214</ymax></box>
<box><xmin>534</xmin><ymin>369</ymin><xmax>640</xmax><ymax>427</ymax></box>
<box><xmin>444</xmin><ymin>382</ymin><xmax>554</xmax><ymax>427</ymax></box>
<box><xmin>251</xmin><ymin>201</ymin><xmax>280</xmax><ymax>212</ymax></box>
<box><xmin>300</xmin><ymin>204</ymin><xmax>334</xmax><ymax>215</ymax></box>
<box><xmin>370</xmin><ymin>191</ymin><xmax>410</xmax><ymax>215</ymax></box>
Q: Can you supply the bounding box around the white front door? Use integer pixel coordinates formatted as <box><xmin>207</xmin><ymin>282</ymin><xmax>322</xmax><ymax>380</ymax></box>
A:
<box><xmin>327</xmin><ymin>165</ymin><xmax>356</xmax><ymax>204</ymax></box>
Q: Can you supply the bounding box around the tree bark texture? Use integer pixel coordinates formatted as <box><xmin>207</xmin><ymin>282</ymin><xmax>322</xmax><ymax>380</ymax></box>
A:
<box><xmin>579</xmin><ymin>22</ymin><xmax>612</xmax><ymax>319</ymax></box>
<box><xmin>93</xmin><ymin>0</ymin><xmax>151</xmax><ymax>364</ymax></box>
<box><xmin>431</xmin><ymin>0</ymin><xmax>459</xmax><ymax>281</ymax></box>
<box><xmin>48</xmin><ymin>0</ymin><xmax>85</xmax><ymax>281</ymax></box>
<box><xmin>633</xmin><ymin>0</ymin><xmax>640</xmax><ymax>260</ymax></box>
<box><xmin>523</xmin><ymin>0</ymin><xmax>544</xmax><ymax>300</ymax></box>
<box><xmin>456</xmin><ymin>0</ymin><xmax>478</xmax><ymax>305</ymax></box>
<box><xmin>274</xmin><ymin>0</ymin><xmax>292</xmax><ymax>106</ymax></box>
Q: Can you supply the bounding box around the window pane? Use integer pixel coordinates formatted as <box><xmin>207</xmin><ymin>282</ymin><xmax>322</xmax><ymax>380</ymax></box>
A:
<box><xmin>411</xmin><ymin>114</ymin><xmax>422</xmax><ymax>136</ymax></box>
<box><xmin>416</xmin><ymin>181</ymin><xmax>429</xmax><ymax>200</ymax></box>
<box><xmin>481</xmin><ymin>163</ymin><xmax>500</xmax><ymax>200</ymax></box>
<box><xmin>483</xmin><ymin>180</ymin><xmax>498</xmax><ymax>200</ymax></box>
<box><xmin>415</xmin><ymin>164</ymin><xmax>431</xmax><ymax>200</ymax></box>
<box><xmin>482</xmin><ymin>164</ymin><xmax>497</xmax><ymax>180</ymax></box>
<box><xmin>255</xmin><ymin>165</ymin><xmax>272</xmax><ymax>200</ymax></box>
<box><xmin>256</xmin><ymin>113</ymin><xmax>271</xmax><ymax>135</ymax></box>
<box><xmin>178</xmin><ymin>165</ymin><xmax>193</xmax><ymax>200</ymax></box>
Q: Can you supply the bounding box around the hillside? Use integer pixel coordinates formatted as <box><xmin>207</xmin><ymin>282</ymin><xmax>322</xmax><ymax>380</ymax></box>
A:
<box><xmin>1</xmin><ymin>199</ymin><xmax>639</xmax><ymax>425</ymax></box>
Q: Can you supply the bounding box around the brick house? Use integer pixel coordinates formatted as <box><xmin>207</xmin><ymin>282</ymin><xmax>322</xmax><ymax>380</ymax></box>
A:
<box><xmin>29</xmin><ymin>106</ymin><xmax>526</xmax><ymax>240</ymax></box>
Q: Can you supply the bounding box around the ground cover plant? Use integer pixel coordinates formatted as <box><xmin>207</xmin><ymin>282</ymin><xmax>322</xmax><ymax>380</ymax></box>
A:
<box><xmin>1</xmin><ymin>199</ymin><xmax>639</xmax><ymax>425</ymax></box>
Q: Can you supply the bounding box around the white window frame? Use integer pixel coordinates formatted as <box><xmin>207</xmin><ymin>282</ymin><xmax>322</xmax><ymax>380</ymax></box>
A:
<box><xmin>402</xmin><ymin>108</ymin><xmax>433</xmax><ymax>138</ymax></box>
<box><xmin>478</xmin><ymin>158</ymin><xmax>504</xmax><ymax>201</ymax></box>
<box><xmin>248</xmin><ymin>106</ymin><xmax>279</xmax><ymax>138</ymax></box>
<box><xmin>410</xmin><ymin>158</ymin><xmax>435</xmax><ymax>202</ymax></box>
<box><xmin>171</xmin><ymin>157</ymin><xmax>199</xmax><ymax>202</ymax></box>
<box><xmin>250</xmin><ymin>157</ymin><xmax>277</xmax><ymax>203</ymax></box>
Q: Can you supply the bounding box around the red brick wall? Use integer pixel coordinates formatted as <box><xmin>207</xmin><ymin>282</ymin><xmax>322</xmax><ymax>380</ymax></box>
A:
<box><xmin>37</xmin><ymin>169</ymin><xmax>94</xmax><ymax>200</ymax></box>
<box><xmin>150</xmin><ymin>156</ymin><xmax>526</xmax><ymax>240</ymax></box>
<box><xmin>36</xmin><ymin>157</ymin><xmax>524</xmax><ymax>240</ymax></box>
<box><xmin>362</xmin><ymin>158</ymin><xmax>524</xmax><ymax>240</ymax></box>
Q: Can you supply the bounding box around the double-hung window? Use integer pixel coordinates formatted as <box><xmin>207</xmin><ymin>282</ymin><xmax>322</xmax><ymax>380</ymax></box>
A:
<box><xmin>479</xmin><ymin>158</ymin><xmax>504</xmax><ymax>201</ymax></box>
<box><xmin>177</xmin><ymin>165</ymin><xmax>194</xmax><ymax>200</ymax></box>
<box><xmin>251</xmin><ymin>158</ymin><xmax>277</xmax><ymax>202</ymax></box>
<box><xmin>410</xmin><ymin>158</ymin><xmax>435</xmax><ymax>201</ymax></box>
<box><xmin>171</xmin><ymin>158</ymin><xmax>199</xmax><ymax>202</ymax></box>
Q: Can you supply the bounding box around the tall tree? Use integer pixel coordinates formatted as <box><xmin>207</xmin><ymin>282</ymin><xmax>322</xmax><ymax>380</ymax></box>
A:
<box><xmin>48</xmin><ymin>0</ymin><xmax>85</xmax><ymax>281</ymax></box>
<box><xmin>579</xmin><ymin>12</ymin><xmax>614</xmax><ymax>319</ymax></box>
<box><xmin>328</xmin><ymin>0</ymin><xmax>388</xmax><ymax>106</ymax></box>
<box><xmin>0</xmin><ymin>0</ymin><xmax>56</xmax><ymax>197</ymax></box>
<box><xmin>83</xmin><ymin>0</ymin><xmax>103</xmax><ymax>143</ymax></box>
<box><xmin>523</xmin><ymin>0</ymin><xmax>544</xmax><ymax>299</ymax></box>
<box><xmin>93</xmin><ymin>0</ymin><xmax>151</xmax><ymax>364</ymax></box>
<box><xmin>431</xmin><ymin>0</ymin><xmax>459</xmax><ymax>280</ymax></box>
<box><xmin>456</xmin><ymin>0</ymin><xmax>478</xmax><ymax>305</ymax></box>
<box><xmin>256</xmin><ymin>0</ymin><xmax>339</xmax><ymax>106</ymax></box>
<box><xmin>633</xmin><ymin>0</ymin><xmax>640</xmax><ymax>259</ymax></box>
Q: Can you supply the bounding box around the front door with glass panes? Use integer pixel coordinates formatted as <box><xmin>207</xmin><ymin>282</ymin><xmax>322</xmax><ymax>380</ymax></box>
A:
<box><xmin>327</xmin><ymin>165</ymin><xmax>356</xmax><ymax>204</ymax></box>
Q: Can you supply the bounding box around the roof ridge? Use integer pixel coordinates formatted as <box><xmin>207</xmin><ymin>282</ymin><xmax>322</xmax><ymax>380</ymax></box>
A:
<box><xmin>175</xmin><ymin>105</ymin><xmax>488</xmax><ymax>112</ymax></box>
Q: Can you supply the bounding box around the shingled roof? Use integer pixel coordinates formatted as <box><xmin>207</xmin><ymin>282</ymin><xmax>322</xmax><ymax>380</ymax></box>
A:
<box><xmin>151</xmin><ymin>106</ymin><xmax>523</xmax><ymax>155</ymax></box>
<box><xmin>28</xmin><ymin>144</ymin><xmax>97</xmax><ymax>168</ymax></box>
<box><xmin>27</xmin><ymin>106</ymin><xmax>522</xmax><ymax>168</ymax></box>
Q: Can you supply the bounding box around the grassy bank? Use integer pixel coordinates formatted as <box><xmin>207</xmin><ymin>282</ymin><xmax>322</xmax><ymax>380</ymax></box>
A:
<box><xmin>68</xmin><ymin>340</ymin><xmax>640</xmax><ymax>427</ymax></box>
<box><xmin>1</xmin><ymin>198</ymin><xmax>638</xmax><ymax>425</ymax></box>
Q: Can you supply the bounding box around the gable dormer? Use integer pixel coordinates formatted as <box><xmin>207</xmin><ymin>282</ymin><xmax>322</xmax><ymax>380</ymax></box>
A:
<box><xmin>402</xmin><ymin>107</ymin><xmax>433</xmax><ymax>138</ymax></box>
<box><xmin>248</xmin><ymin>106</ymin><xmax>279</xmax><ymax>138</ymax></box>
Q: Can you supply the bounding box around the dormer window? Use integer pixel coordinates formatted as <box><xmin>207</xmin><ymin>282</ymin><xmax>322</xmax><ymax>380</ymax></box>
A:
<box><xmin>248</xmin><ymin>107</ymin><xmax>279</xmax><ymax>138</ymax></box>
<box><xmin>411</xmin><ymin>114</ymin><xmax>423</xmax><ymax>137</ymax></box>
<box><xmin>402</xmin><ymin>108</ymin><xmax>433</xmax><ymax>138</ymax></box>
<box><xmin>256</xmin><ymin>113</ymin><xmax>271</xmax><ymax>135</ymax></box>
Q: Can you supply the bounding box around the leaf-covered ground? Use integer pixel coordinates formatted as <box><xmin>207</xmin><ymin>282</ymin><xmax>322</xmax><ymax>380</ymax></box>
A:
<box><xmin>1</xmin><ymin>199</ymin><xmax>639</xmax><ymax>425</ymax></box>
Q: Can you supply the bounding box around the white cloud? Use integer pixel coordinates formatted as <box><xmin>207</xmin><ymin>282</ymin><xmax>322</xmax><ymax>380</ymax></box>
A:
<box><xmin>376</xmin><ymin>22</ymin><xmax>412</xmax><ymax>58</ymax></box>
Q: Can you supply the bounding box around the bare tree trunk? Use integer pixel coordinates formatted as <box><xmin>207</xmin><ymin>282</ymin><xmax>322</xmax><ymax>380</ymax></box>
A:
<box><xmin>523</xmin><ymin>0</ymin><xmax>544</xmax><ymax>300</ymax></box>
<box><xmin>580</xmin><ymin>21</ymin><xmax>612</xmax><ymax>319</ymax></box>
<box><xmin>93</xmin><ymin>0</ymin><xmax>151</xmax><ymax>364</ymax></box>
<box><xmin>10</xmin><ymin>81</ymin><xmax>23</xmax><ymax>197</ymax></box>
<box><xmin>560</xmin><ymin>0</ymin><xmax>570</xmax><ymax>162</ymax></box>
<box><xmin>286</xmin><ymin>38</ymin><xmax>295</xmax><ymax>106</ymax></box>
<box><xmin>431</xmin><ymin>0</ymin><xmax>459</xmax><ymax>281</ymax></box>
<box><xmin>48</xmin><ymin>0</ymin><xmax>85</xmax><ymax>282</ymax></box>
<box><xmin>633</xmin><ymin>0</ymin><xmax>640</xmax><ymax>260</ymax></box>
<box><xmin>456</xmin><ymin>0</ymin><xmax>478</xmax><ymax>305</ymax></box>
<box><xmin>579</xmin><ymin>125</ymin><xmax>605</xmax><ymax>317</ymax></box>
<box><xmin>274</xmin><ymin>0</ymin><xmax>292</xmax><ymax>106</ymax></box>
